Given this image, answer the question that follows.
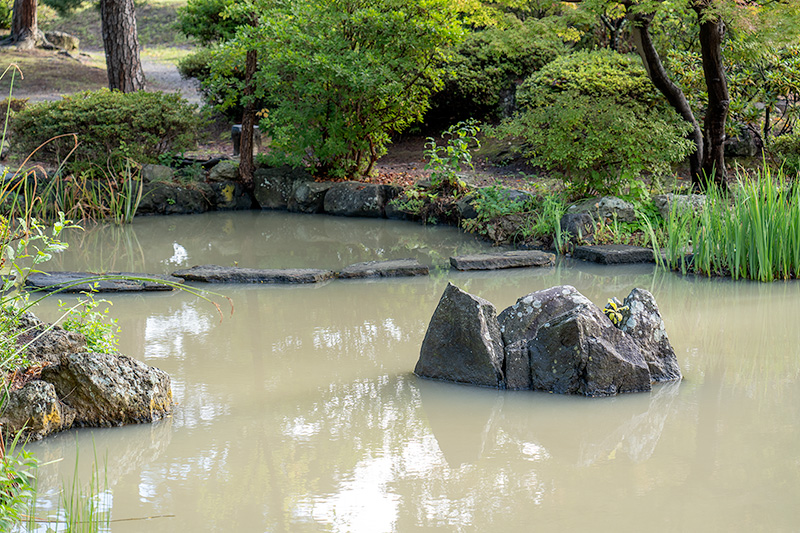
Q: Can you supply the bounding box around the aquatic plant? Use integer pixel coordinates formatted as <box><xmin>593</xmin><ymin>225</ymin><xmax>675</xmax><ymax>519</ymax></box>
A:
<box><xmin>662</xmin><ymin>164</ymin><xmax>800</xmax><ymax>282</ymax></box>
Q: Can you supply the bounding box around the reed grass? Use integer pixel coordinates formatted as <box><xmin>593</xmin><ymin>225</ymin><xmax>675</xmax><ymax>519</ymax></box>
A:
<box><xmin>662</xmin><ymin>164</ymin><xmax>800</xmax><ymax>282</ymax></box>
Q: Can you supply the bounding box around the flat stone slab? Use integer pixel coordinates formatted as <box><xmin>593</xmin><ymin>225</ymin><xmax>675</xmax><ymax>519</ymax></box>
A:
<box><xmin>573</xmin><ymin>244</ymin><xmax>654</xmax><ymax>264</ymax></box>
<box><xmin>338</xmin><ymin>259</ymin><xmax>429</xmax><ymax>279</ymax></box>
<box><xmin>25</xmin><ymin>272</ymin><xmax>182</xmax><ymax>292</ymax></box>
<box><xmin>449</xmin><ymin>250</ymin><xmax>555</xmax><ymax>271</ymax></box>
<box><xmin>172</xmin><ymin>265</ymin><xmax>334</xmax><ymax>284</ymax></box>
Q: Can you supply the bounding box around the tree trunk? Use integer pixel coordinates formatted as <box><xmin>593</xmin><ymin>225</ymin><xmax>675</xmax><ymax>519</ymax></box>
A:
<box><xmin>695</xmin><ymin>3</ymin><xmax>729</xmax><ymax>188</ymax></box>
<box><xmin>239</xmin><ymin>49</ymin><xmax>258</xmax><ymax>191</ymax></box>
<box><xmin>629</xmin><ymin>11</ymin><xmax>704</xmax><ymax>189</ymax></box>
<box><xmin>10</xmin><ymin>0</ymin><xmax>48</xmax><ymax>49</ymax></box>
<box><xmin>100</xmin><ymin>0</ymin><xmax>145</xmax><ymax>92</ymax></box>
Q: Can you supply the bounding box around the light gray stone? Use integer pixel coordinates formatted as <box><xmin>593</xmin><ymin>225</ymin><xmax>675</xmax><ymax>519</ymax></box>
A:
<box><xmin>172</xmin><ymin>264</ymin><xmax>335</xmax><ymax>284</ymax></box>
<box><xmin>338</xmin><ymin>259</ymin><xmax>429</xmax><ymax>279</ymax></box>
<box><xmin>207</xmin><ymin>160</ymin><xmax>239</xmax><ymax>182</ymax></box>
<box><xmin>653</xmin><ymin>193</ymin><xmax>706</xmax><ymax>219</ymax></box>
<box><xmin>621</xmin><ymin>288</ymin><xmax>682</xmax><ymax>382</ymax></box>
<box><xmin>568</xmin><ymin>196</ymin><xmax>636</xmax><ymax>223</ymax></box>
<box><xmin>449</xmin><ymin>250</ymin><xmax>555</xmax><ymax>271</ymax></box>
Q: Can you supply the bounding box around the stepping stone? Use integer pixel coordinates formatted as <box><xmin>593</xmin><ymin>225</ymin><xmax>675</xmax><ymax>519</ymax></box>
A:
<box><xmin>172</xmin><ymin>265</ymin><xmax>335</xmax><ymax>284</ymax></box>
<box><xmin>25</xmin><ymin>272</ymin><xmax>182</xmax><ymax>292</ymax></box>
<box><xmin>338</xmin><ymin>259</ymin><xmax>429</xmax><ymax>279</ymax></box>
<box><xmin>449</xmin><ymin>250</ymin><xmax>555</xmax><ymax>271</ymax></box>
<box><xmin>573</xmin><ymin>244</ymin><xmax>654</xmax><ymax>264</ymax></box>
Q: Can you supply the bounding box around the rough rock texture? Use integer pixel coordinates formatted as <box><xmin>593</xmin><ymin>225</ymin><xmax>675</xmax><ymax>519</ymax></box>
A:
<box><xmin>725</xmin><ymin>125</ymin><xmax>762</xmax><ymax>157</ymax></box>
<box><xmin>560</xmin><ymin>212</ymin><xmax>595</xmax><ymax>244</ymax></box>
<box><xmin>288</xmin><ymin>181</ymin><xmax>333</xmax><ymax>214</ymax></box>
<box><xmin>172</xmin><ymin>264</ymin><xmax>335</xmax><ymax>283</ymax></box>
<box><xmin>415</xmin><ymin>283</ymin><xmax>504</xmax><ymax>387</ymax></box>
<box><xmin>210</xmin><ymin>181</ymin><xmax>253</xmax><ymax>210</ymax></box>
<box><xmin>40</xmin><ymin>352</ymin><xmax>173</xmax><ymax>427</ymax></box>
<box><xmin>45</xmin><ymin>30</ymin><xmax>79</xmax><ymax>51</ymax></box>
<box><xmin>449</xmin><ymin>250</ymin><xmax>555</xmax><ymax>271</ymax></box>
<box><xmin>652</xmin><ymin>193</ymin><xmax>706</xmax><ymax>219</ymax></box>
<box><xmin>498</xmin><ymin>286</ymin><xmax>597</xmax><ymax>390</ymax></box>
<box><xmin>141</xmin><ymin>164</ymin><xmax>174</xmax><ymax>183</ymax></box>
<box><xmin>16</xmin><ymin>312</ymin><xmax>87</xmax><ymax>366</ymax></box>
<box><xmin>137</xmin><ymin>182</ymin><xmax>213</xmax><ymax>215</ymax></box>
<box><xmin>568</xmin><ymin>196</ymin><xmax>637</xmax><ymax>223</ymax></box>
<box><xmin>421</xmin><ymin>284</ymin><xmax>680</xmax><ymax>397</ymax></box>
<box><xmin>253</xmin><ymin>166</ymin><xmax>314</xmax><ymax>209</ymax></box>
<box><xmin>207</xmin><ymin>160</ymin><xmax>239</xmax><ymax>182</ymax></box>
<box><xmin>323</xmin><ymin>182</ymin><xmax>387</xmax><ymax>217</ymax></box>
<box><xmin>620</xmin><ymin>288</ymin><xmax>682</xmax><ymax>382</ymax></box>
<box><xmin>573</xmin><ymin>244</ymin><xmax>654</xmax><ymax>264</ymax></box>
<box><xmin>25</xmin><ymin>272</ymin><xmax>182</xmax><ymax>292</ymax></box>
<box><xmin>0</xmin><ymin>381</ymin><xmax>75</xmax><ymax>441</ymax></box>
<box><xmin>338</xmin><ymin>259</ymin><xmax>429</xmax><ymax>279</ymax></box>
<box><xmin>526</xmin><ymin>298</ymin><xmax>652</xmax><ymax>396</ymax></box>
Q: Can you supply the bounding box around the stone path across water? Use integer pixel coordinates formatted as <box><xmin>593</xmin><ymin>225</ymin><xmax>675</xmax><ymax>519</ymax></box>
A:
<box><xmin>25</xmin><ymin>272</ymin><xmax>183</xmax><ymax>292</ymax></box>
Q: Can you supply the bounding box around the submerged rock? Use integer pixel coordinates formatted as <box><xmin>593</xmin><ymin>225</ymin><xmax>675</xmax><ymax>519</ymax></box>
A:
<box><xmin>415</xmin><ymin>283</ymin><xmax>505</xmax><ymax>387</ymax></box>
<box><xmin>25</xmin><ymin>271</ymin><xmax>182</xmax><ymax>292</ymax></box>
<box><xmin>417</xmin><ymin>284</ymin><xmax>680</xmax><ymax>397</ymax></box>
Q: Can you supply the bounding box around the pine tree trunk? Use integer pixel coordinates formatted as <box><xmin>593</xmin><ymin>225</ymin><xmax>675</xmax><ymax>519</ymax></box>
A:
<box><xmin>11</xmin><ymin>0</ymin><xmax>46</xmax><ymax>49</ymax></box>
<box><xmin>100</xmin><ymin>0</ymin><xmax>145</xmax><ymax>92</ymax></box>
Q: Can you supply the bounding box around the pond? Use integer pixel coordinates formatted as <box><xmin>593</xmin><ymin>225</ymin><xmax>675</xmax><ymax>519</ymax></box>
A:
<box><xmin>24</xmin><ymin>211</ymin><xmax>800</xmax><ymax>531</ymax></box>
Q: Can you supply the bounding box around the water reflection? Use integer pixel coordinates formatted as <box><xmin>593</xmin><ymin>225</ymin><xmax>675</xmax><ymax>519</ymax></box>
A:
<box><xmin>22</xmin><ymin>214</ymin><xmax>800</xmax><ymax>532</ymax></box>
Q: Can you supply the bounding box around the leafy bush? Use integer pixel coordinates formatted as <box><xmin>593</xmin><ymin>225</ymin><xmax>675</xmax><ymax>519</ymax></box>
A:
<box><xmin>494</xmin><ymin>50</ymin><xmax>693</xmax><ymax>197</ymax></box>
<box><xmin>516</xmin><ymin>49</ymin><xmax>663</xmax><ymax>110</ymax></box>
<box><xmin>177</xmin><ymin>0</ymin><xmax>242</xmax><ymax>46</ymax></box>
<box><xmin>0</xmin><ymin>0</ymin><xmax>11</xmax><ymax>30</ymax></box>
<box><xmin>59</xmin><ymin>295</ymin><xmax>119</xmax><ymax>354</ymax></box>
<box><xmin>771</xmin><ymin>132</ymin><xmax>800</xmax><ymax>175</ymax></box>
<box><xmin>426</xmin><ymin>18</ymin><xmax>567</xmax><ymax>127</ymax></box>
<box><xmin>11</xmin><ymin>89</ymin><xmax>203</xmax><ymax>170</ymax></box>
<box><xmin>214</xmin><ymin>0</ymin><xmax>463</xmax><ymax>179</ymax></box>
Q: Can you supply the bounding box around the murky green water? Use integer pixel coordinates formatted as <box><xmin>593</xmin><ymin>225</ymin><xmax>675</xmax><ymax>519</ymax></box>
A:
<box><xmin>24</xmin><ymin>211</ymin><xmax>800</xmax><ymax>531</ymax></box>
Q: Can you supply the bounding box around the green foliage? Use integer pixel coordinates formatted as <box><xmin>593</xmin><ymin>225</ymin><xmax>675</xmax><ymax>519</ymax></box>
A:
<box><xmin>427</xmin><ymin>17</ymin><xmax>568</xmax><ymax>126</ymax></box>
<box><xmin>11</xmin><ymin>89</ymin><xmax>203</xmax><ymax>171</ymax></box>
<box><xmin>661</xmin><ymin>165</ymin><xmax>800</xmax><ymax>282</ymax></box>
<box><xmin>494</xmin><ymin>90</ymin><xmax>694</xmax><ymax>196</ymax></box>
<box><xmin>772</xmin><ymin>132</ymin><xmax>800</xmax><ymax>175</ymax></box>
<box><xmin>0</xmin><ymin>434</ymin><xmax>36</xmax><ymax>530</ymax></box>
<box><xmin>516</xmin><ymin>49</ymin><xmax>663</xmax><ymax>110</ymax></box>
<box><xmin>177</xmin><ymin>0</ymin><xmax>242</xmax><ymax>46</ymax></box>
<box><xmin>41</xmin><ymin>0</ymin><xmax>84</xmax><ymax>17</ymax></box>
<box><xmin>210</xmin><ymin>0</ymin><xmax>463</xmax><ymax>179</ymax></box>
<box><xmin>426</xmin><ymin>121</ymin><xmax>480</xmax><ymax>190</ymax></box>
<box><xmin>59</xmin><ymin>295</ymin><xmax>119</xmax><ymax>354</ymax></box>
<box><xmin>0</xmin><ymin>0</ymin><xmax>11</xmax><ymax>30</ymax></box>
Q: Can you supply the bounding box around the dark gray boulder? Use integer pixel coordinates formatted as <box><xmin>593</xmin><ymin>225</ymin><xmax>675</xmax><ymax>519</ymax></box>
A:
<box><xmin>210</xmin><ymin>180</ymin><xmax>254</xmax><ymax>210</ymax></box>
<box><xmin>25</xmin><ymin>272</ymin><xmax>182</xmax><ymax>292</ymax></box>
<box><xmin>415</xmin><ymin>283</ymin><xmax>505</xmax><ymax>387</ymax></box>
<box><xmin>573</xmin><ymin>244</ymin><xmax>654</xmax><ymax>264</ymax></box>
<box><xmin>560</xmin><ymin>212</ymin><xmax>595</xmax><ymax>244</ymax></box>
<box><xmin>338</xmin><ymin>259</ymin><xmax>429</xmax><ymax>279</ymax></box>
<box><xmin>0</xmin><ymin>380</ymin><xmax>75</xmax><ymax>440</ymax></box>
<box><xmin>40</xmin><ymin>352</ymin><xmax>173</xmax><ymax>427</ymax></box>
<box><xmin>449</xmin><ymin>250</ymin><xmax>555</xmax><ymax>271</ymax></box>
<box><xmin>620</xmin><ymin>288</ymin><xmax>682</xmax><ymax>382</ymax></box>
<box><xmin>172</xmin><ymin>264</ymin><xmax>335</xmax><ymax>284</ymax></box>
<box><xmin>253</xmin><ymin>166</ymin><xmax>314</xmax><ymax>209</ymax></box>
<box><xmin>323</xmin><ymin>182</ymin><xmax>387</xmax><ymax>217</ymax></box>
<box><xmin>288</xmin><ymin>181</ymin><xmax>333</xmax><ymax>214</ymax></box>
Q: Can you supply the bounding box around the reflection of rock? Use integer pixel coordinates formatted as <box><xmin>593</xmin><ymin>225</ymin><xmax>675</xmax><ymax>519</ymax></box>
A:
<box><xmin>415</xmin><ymin>283</ymin><xmax>504</xmax><ymax>387</ymax></box>
<box><xmin>417</xmin><ymin>378</ymin><xmax>502</xmax><ymax>467</ymax></box>
<box><xmin>418</xmin><ymin>284</ymin><xmax>680</xmax><ymax>396</ymax></box>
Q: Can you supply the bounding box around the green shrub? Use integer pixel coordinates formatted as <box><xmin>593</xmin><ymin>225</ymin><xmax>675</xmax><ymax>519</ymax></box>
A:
<box><xmin>494</xmin><ymin>91</ymin><xmax>693</xmax><ymax>196</ymax></box>
<box><xmin>11</xmin><ymin>89</ymin><xmax>203</xmax><ymax>170</ymax></box>
<box><xmin>41</xmin><ymin>0</ymin><xmax>83</xmax><ymax>17</ymax></box>
<box><xmin>0</xmin><ymin>0</ymin><xmax>11</xmax><ymax>30</ymax></box>
<box><xmin>771</xmin><ymin>132</ymin><xmax>800</xmax><ymax>175</ymax></box>
<box><xmin>516</xmin><ymin>49</ymin><xmax>662</xmax><ymax>110</ymax></box>
<box><xmin>177</xmin><ymin>0</ymin><xmax>242</xmax><ymax>46</ymax></box>
<box><xmin>426</xmin><ymin>18</ymin><xmax>567</xmax><ymax>127</ymax></box>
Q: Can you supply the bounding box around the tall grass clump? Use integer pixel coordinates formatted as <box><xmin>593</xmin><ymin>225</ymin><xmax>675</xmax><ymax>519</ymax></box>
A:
<box><xmin>663</xmin><ymin>164</ymin><xmax>800</xmax><ymax>281</ymax></box>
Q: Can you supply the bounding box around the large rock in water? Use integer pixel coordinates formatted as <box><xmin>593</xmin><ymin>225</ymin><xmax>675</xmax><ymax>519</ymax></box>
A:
<box><xmin>40</xmin><ymin>352</ymin><xmax>173</xmax><ymax>427</ymax></box>
<box><xmin>620</xmin><ymin>288</ymin><xmax>682</xmax><ymax>382</ymax></box>
<box><xmin>415</xmin><ymin>283</ymin><xmax>504</xmax><ymax>387</ymax></box>
<box><xmin>418</xmin><ymin>284</ymin><xmax>680</xmax><ymax>396</ymax></box>
<box><xmin>0</xmin><ymin>381</ymin><xmax>75</xmax><ymax>441</ymax></box>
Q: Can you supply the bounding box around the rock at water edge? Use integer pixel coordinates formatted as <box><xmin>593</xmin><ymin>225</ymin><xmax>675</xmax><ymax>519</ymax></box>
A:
<box><xmin>41</xmin><ymin>352</ymin><xmax>173</xmax><ymax>427</ymax></box>
<box><xmin>0</xmin><ymin>381</ymin><xmax>75</xmax><ymax>441</ymax></box>
<box><xmin>449</xmin><ymin>250</ymin><xmax>555</xmax><ymax>271</ymax></box>
<box><xmin>415</xmin><ymin>283</ymin><xmax>504</xmax><ymax>387</ymax></box>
